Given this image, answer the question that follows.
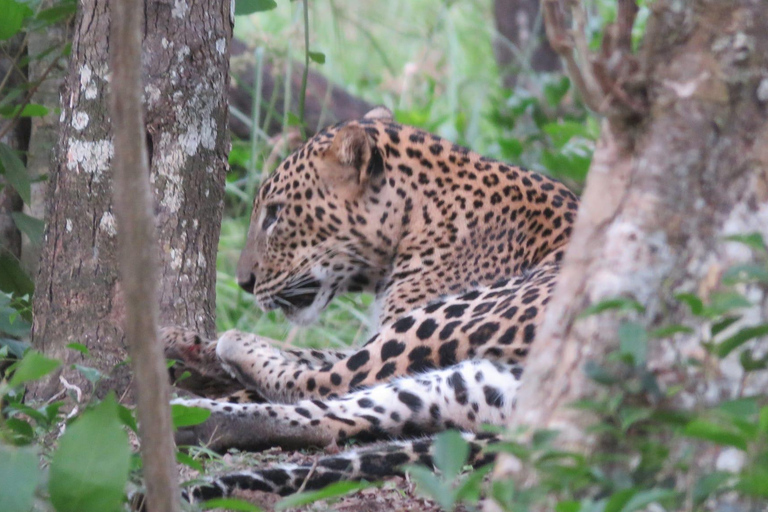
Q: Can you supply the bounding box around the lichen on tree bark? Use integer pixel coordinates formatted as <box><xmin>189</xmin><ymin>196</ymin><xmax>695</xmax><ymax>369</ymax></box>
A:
<box><xmin>30</xmin><ymin>0</ymin><xmax>231</xmax><ymax>402</ymax></box>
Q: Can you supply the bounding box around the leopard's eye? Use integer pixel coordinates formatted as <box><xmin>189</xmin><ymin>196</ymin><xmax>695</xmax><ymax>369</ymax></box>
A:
<box><xmin>262</xmin><ymin>203</ymin><xmax>284</xmax><ymax>231</ymax></box>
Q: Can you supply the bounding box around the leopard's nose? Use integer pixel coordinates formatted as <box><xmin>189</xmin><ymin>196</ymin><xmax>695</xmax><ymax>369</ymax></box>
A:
<box><xmin>238</xmin><ymin>272</ymin><xmax>256</xmax><ymax>294</ymax></box>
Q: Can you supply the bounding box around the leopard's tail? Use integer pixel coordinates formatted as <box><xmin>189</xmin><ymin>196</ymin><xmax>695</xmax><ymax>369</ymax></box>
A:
<box><xmin>189</xmin><ymin>432</ymin><xmax>499</xmax><ymax>501</ymax></box>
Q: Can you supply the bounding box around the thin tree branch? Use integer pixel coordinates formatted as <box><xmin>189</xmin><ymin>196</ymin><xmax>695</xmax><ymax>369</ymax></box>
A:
<box><xmin>109</xmin><ymin>0</ymin><xmax>180</xmax><ymax>510</ymax></box>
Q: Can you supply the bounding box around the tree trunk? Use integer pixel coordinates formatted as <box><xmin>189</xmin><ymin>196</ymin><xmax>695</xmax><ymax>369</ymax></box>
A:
<box><xmin>493</xmin><ymin>0</ymin><xmax>560</xmax><ymax>89</ymax></box>
<box><xmin>23</xmin><ymin>0</ymin><xmax>71</xmax><ymax>271</ymax></box>
<box><xmin>30</xmin><ymin>0</ymin><xmax>230</xmax><ymax>402</ymax></box>
<box><xmin>497</xmin><ymin>0</ymin><xmax>768</xmax><ymax>506</ymax></box>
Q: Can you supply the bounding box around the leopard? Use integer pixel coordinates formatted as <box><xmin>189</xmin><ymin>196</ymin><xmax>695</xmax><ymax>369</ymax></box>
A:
<box><xmin>163</xmin><ymin>106</ymin><xmax>578</xmax><ymax>502</ymax></box>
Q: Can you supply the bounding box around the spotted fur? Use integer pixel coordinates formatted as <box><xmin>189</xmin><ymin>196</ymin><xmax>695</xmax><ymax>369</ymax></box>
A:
<box><xmin>164</xmin><ymin>107</ymin><xmax>578</xmax><ymax>501</ymax></box>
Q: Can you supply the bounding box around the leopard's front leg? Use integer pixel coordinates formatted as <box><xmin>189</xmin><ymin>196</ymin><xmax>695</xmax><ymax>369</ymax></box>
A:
<box><xmin>163</xmin><ymin>327</ymin><xmax>353</xmax><ymax>401</ymax></box>
<box><xmin>216</xmin><ymin>264</ymin><xmax>554</xmax><ymax>403</ymax></box>
<box><xmin>173</xmin><ymin>359</ymin><xmax>522</xmax><ymax>452</ymax></box>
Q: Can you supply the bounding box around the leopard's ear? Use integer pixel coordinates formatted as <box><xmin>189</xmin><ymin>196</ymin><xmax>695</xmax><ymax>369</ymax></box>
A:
<box><xmin>329</xmin><ymin>124</ymin><xmax>372</xmax><ymax>172</ymax></box>
<box><xmin>363</xmin><ymin>106</ymin><xmax>393</xmax><ymax>121</ymax></box>
<box><xmin>320</xmin><ymin>124</ymin><xmax>383</xmax><ymax>197</ymax></box>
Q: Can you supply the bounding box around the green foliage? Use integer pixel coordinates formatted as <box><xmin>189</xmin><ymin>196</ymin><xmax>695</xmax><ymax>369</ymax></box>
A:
<box><xmin>202</xmin><ymin>497</ymin><xmax>263</xmax><ymax>511</ymax></box>
<box><xmin>49</xmin><ymin>395</ymin><xmax>131</xmax><ymax>512</ymax></box>
<box><xmin>406</xmin><ymin>430</ymin><xmax>492</xmax><ymax>511</ymax></box>
<box><xmin>0</xmin><ymin>445</ymin><xmax>40</xmax><ymax>512</ymax></box>
<box><xmin>170</xmin><ymin>403</ymin><xmax>212</xmax><ymax>429</ymax></box>
<box><xmin>234</xmin><ymin>0</ymin><xmax>276</xmax><ymax>16</ymax></box>
<box><xmin>275</xmin><ymin>481</ymin><xmax>375</xmax><ymax>510</ymax></box>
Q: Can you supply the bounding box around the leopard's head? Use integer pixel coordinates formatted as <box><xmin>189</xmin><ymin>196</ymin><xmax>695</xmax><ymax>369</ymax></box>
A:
<box><xmin>236</xmin><ymin>107</ymin><xmax>397</xmax><ymax>325</ymax></box>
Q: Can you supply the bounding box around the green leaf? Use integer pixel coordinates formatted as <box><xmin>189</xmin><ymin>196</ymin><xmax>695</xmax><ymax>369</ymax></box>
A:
<box><xmin>692</xmin><ymin>472</ymin><xmax>730</xmax><ymax>505</ymax></box>
<box><xmin>619</xmin><ymin>406</ymin><xmax>652</xmax><ymax>431</ymax></box>
<box><xmin>67</xmin><ymin>342</ymin><xmax>90</xmax><ymax>356</ymax></box>
<box><xmin>499</xmin><ymin>138</ymin><xmax>523</xmax><ymax>160</ymax></box>
<box><xmin>605</xmin><ymin>488</ymin><xmax>635</xmax><ymax>512</ymax></box>
<box><xmin>0</xmin><ymin>250</ymin><xmax>33</xmax><ymax>296</ymax></box>
<box><xmin>738</xmin><ymin>468</ymin><xmax>768</xmax><ymax>497</ymax></box>
<box><xmin>275</xmin><ymin>480</ymin><xmax>374</xmax><ymax>510</ymax></box>
<box><xmin>308</xmin><ymin>51</ymin><xmax>326</xmax><ymax>64</ymax></box>
<box><xmin>5</xmin><ymin>417</ymin><xmax>34</xmax><ymax>443</ymax></box>
<box><xmin>621</xmin><ymin>488</ymin><xmax>678</xmax><ymax>511</ymax></box>
<box><xmin>453</xmin><ymin>464</ymin><xmax>492</xmax><ymax>503</ymax></box>
<box><xmin>649</xmin><ymin>324</ymin><xmax>694</xmax><ymax>338</ymax></box>
<box><xmin>11</xmin><ymin>212</ymin><xmax>44</xmax><ymax>244</ymax></box>
<box><xmin>543</xmin><ymin>76</ymin><xmax>571</xmax><ymax>107</ymax></box>
<box><xmin>724</xmin><ymin>232</ymin><xmax>766</xmax><ymax>252</ymax></box>
<box><xmin>0</xmin><ymin>0</ymin><xmax>33</xmax><ymax>40</ymax></box>
<box><xmin>684</xmin><ymin>419</ymin><xmax>747</xmax><ymax>450</ymax></box>
<box><xmin>202</xmin><ymin>498</ymin><xmax>262</xmax><ymax>511</ymax></box>
<box><xmin>740</xmin><ymin>349</ymin><xmax>768</xmax><ymax>371</ymax></box>
<box><xmin>36</xmin><ymin>1</ymin><xmax>77</xmax><ymax>23</ymax></box>
<box><xmin>718</xmin><ymin>397</ymin><xmax>759</xmax><ymax>419</ymax></box>
<box><xmin>171</xmin><ymin>404</ymin><xmax>211</xmax><ymax>429</ymax></box>
<box><xmin>555</xmin><ymin>501</ymin><xmax>581</xmax><ymax>512</ymax></box>
<box><xmin>176</xmin><ymin>451</ymin><xmax>203</xmax><ymax>472</ymax></box>
<box><xmin>758</xmin><ymin>406</ymin><xmax>768</xmax><ymax>433</ymax></box>
<box><xmin>406</xmin><ymin>465</ymin><xmax>454</xmax><ymax>510</ymax></box>
<box><xmin>116</xmin><ymin>403</ymin><xmax>138</xmax><ymax>433</ymax></box>
<box><xmin>711</xmin><ymin>316</ymin><xmax>741</xmax><ymax>337</ymax></box>
<box><xmin>433</xmin><ymin>430</ymin><xmax>469</xmax><ymax>480</ymax></box>
<box><xmin>0</xmin><ymin>103</ymin><xmax>49</xmax><ymax>118</ymax></box>
<box><xmin>578</xmin><ymin>297</ymin><xmax>645</xmax><ymax>318</ymax></box>
<box><xmin>722</xmin><ymin>263</ymin><xmax>768</xmax><ymax>284</ymax></box>
<box><xmin>618</xmin><ymin>321</ymin><xmax>647</xmax><ymax>366</ymax></box>
<box><xmin>543</xmin><ymin>121</ymin><xmax>591</xmax><ymax>149</ymax></box>
<box><xmin>234</xmin><ymin>0</ymin><xmax>277</xmax><ymax>15</ymax></box>
<box><xmin>715</xmin><ymin>324</ymin><xmax>768</xmax><ymax>358</ymax></box>
<box><xmin>708</xmin><ymin>291</ymin><xmax>752</xmax><ymax>315</ymax></box>
<box><xmin>8</xmin><ymin>350</ymin><xmax>60</xmax><ymax>388</ymax></box>
<box><xmin>0</xmin><ymin>142</ymin><xmax>30</xmax><ymax>204</ymax></box>
<box><xmin>0</xmin><ymin>445</ymin><xmax>40</xmax><ymax>512</ymax></box>
<box><xmin>74</xmin><ymin>364</ymin><xmax>103</xmax><ymax>384</ymax></box>
<box><xmin>0</xmin><ymin>306</ymin><xmax>31</xmax><ymax>337</ymax></box>
<box><xmin>49</xmin><ymin>394</ymin><xmax>131</xmax><ymax>512</ymax></box>
<box><xmin>583</xmin><ymin>360</ymin><xmax>617</xmax><ymax>385</ymax></box>
<box><xmin>0</xmin><ymin>337</ymin><xmax>29</xmax><ymax>358</ymax></box>
<box><xmin>675</xmin><ymin>293</ymin><xmax>704</xmax><ymax>316</ymax></box>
